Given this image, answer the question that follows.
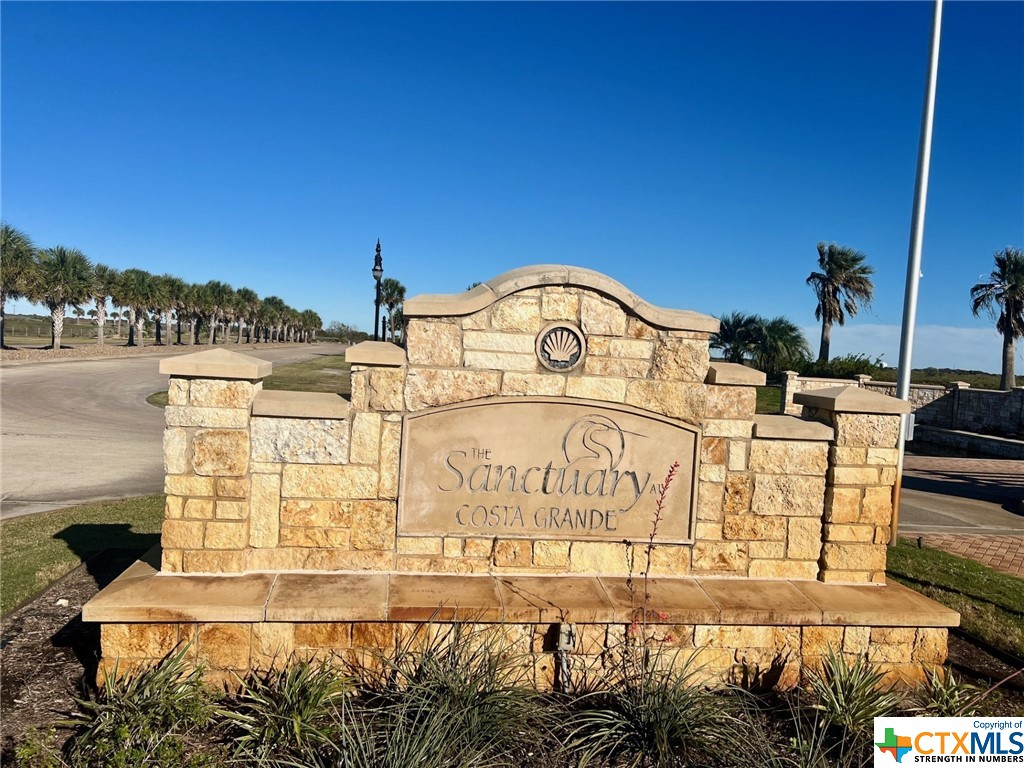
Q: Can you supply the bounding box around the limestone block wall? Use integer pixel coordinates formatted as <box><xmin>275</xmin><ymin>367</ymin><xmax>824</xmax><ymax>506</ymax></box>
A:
<box><xmin>944</xmin><ymin>385</ymin><xmax>1024</xmax><ymax>436</ymax></box>
<box><xmin>156</xmin><ymin>268</ymin><xmax>910</xmax><ymax>586</ymax></box>
<box><xmin>98</xmin><ymin>618</ymin><xmax>949</xmax><ymax>692</ymax></box>
<box><xmin>352</xmin><ymin>282</ymin><xmax>718</xmax><ymax>578</ymax></box>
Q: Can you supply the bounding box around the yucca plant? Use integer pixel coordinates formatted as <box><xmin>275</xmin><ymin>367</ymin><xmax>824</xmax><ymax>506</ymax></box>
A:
<box><xmin>806</xmin><ymin>650</ymin><xmax>902</xmax><ymax>736</ymax></box>
<box><xmin>350</xmin><ymin>622</ymin><xmax>557</xmax><ymax>764</ymax></box>
<box><xmin>333</xmin><ymin>692</ymin><xmax>505</xmax><ymax>768</ymax></box>
<box><xmin>907</xmin><ymin>667</ymin><xmax>980</xmax><ymax>716</ymax></box>
<box><xmin>567</xmin><ymin>647</ymin><xmax>742</xmax><ymax>768</ymax></box>
<box><xmin>65</xmin><ymin>645</ymin><xmax>217</xmax><ymax>767</ymax></box>
<box><xmin>221</xmin><ymin>659</ymin><xmax>350</xmax><ymax>767</ymax></box>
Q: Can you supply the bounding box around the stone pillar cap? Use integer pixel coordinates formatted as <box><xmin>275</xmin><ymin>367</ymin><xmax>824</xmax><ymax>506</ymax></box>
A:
<box><xmin>159</xmin><ymin>348</ymin><xmax>272</xmax><ymax>379</ymax></box>
<box><xmin>345</xmin><ymin>341</ymin><xmax>406</xmax><ymax>367</ymax></box>
<box><xmin>403</xmin><ymin>264</ymin><xmax>720</xmax><ymax>333</ymax></box>
<box><xmin>794</xmin><ymin>385</ymin><xmax>912</xmax><ymax>414</ymax></box>
<box><xmin>706</xmin><ymin>362</ymin><xmax>766</xmax><ymax>386</ymax></box>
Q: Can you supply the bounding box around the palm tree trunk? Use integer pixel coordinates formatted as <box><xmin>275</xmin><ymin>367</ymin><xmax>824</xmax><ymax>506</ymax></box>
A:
<box><xmin>155</xmin><ymin>317</ymin><xmax>163</xmax><ymax>346</ymax></box>
<box><xmin>135</xmin><ymin>314</ymin><xmax>145</xmax><ymax>348</ymax></box>
<box><xmin>817</xmin><ymin>317</ymin><xmax>831</xmax><ymax>363</ymax></box>
<box><xmin>237</xmin><ymin>320</ymin><xmax>244</xmax><ymax>344</ymax></box>
<box><xmin>115</xmin><ymin>306</ymin><xmax>122</xmax><ymax>339</ymax></box>
<box><xmin>189</xmin><ymin>317</ymin><xmax>197</xmax><ymax>346</ymax></box>
<box><xmin>208</xmin><ymin>315</ymin><xmax>217</xmax><ymax>345</ymax></box>
<box><xmin>126</xmin><ymin>307</ymin><xmax>136</xmax><ymax>346</ymax></box>
<box><xmin>96</xmin><ymin>302</ymin><xmax>106</xmax><ymax>345</ymax></box>
<box><xmin>1000</xmin><ymin>329</ymin><xmax>1016</xmax><ymax>390</ymax></box>
<box><xmin>163</xmin><ymin>310</ymin><xmax>173</xmax><ymax>345</ymax></box>
<box><xmin>50</xmin><ymin>305</ymin><xmax>65</xmax><ymax>350</ymax></box>
<box><xmin>176</xmin><ymin>313</ymin><xmax>183</xmax><ymax>345</ymax></box>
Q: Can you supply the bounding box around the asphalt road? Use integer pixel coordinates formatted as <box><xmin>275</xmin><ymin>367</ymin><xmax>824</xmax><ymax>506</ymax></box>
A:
<box><xmin>899</xmin><ymin>488</ymin><xmax>1024</xmax><ymax>536</ymax></box>
<box><xmin>0</xmin><ymin>344</ymin><xmax>348</xmax><ymax>519</ymax></box>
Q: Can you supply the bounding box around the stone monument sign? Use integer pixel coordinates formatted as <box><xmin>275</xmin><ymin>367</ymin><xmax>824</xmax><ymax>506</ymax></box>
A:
<box><xmin>84</xmin><ymin>264</ymin><xmax>957</xmax><ymax>689</ymax></box>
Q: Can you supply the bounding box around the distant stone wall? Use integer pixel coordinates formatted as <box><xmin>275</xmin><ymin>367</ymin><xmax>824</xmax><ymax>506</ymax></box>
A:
<box><xmin>942</xmin><ymin>385</ymin><xmax>1024</xmax><ymax>436</ymax></box>
<box><xmin>782</xmin><ymin>373</ymin><xmax>1024</xmax><ymax>439</ymax></box>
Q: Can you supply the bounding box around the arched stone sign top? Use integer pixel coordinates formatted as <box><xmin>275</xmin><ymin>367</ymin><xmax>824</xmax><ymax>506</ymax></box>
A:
<box><xmin>403</xmin><ymin>264</ymin><xmax>721</xmax><ymax>334</ymax></box>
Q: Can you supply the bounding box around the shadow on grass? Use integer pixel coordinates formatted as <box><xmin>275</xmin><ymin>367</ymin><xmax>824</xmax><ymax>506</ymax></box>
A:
<box><xmin>49</xmin><ymin>525</ymin><xmax>160</xmax><ymax>691</ymax></box>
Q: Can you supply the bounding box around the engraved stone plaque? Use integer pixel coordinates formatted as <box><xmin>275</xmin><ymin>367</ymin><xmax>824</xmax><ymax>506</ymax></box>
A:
<box><xmin>399</xmin><ymin>397</ymin><xmax>700</xmax><ymax>542</ymax></box>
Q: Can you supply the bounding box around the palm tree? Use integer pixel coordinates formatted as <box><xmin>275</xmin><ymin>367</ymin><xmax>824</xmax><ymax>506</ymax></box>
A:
<box><xmin>91</xmin><ymin>264</ymin><xmax>119</xmax><ymax>345</ymax></box>
<box><xmin>258</xmin><ymin>296</ymin><xmax>283</xmax><ymax>342</ymax></box>
<box><xmin>806</xmin><ymin>242</ymin><xmax>875</xmax><ymax>362</ymax></box>
<box><xmin>234</xmin><ymin>287</ymin><xmax>260</xmax><ymax>343</ymax></box>
<box><xmin>710</xmin><ymin>311</ymin><xmax>762</xmax><ymax>363</ymax></box>
<box><xmin>30</xmin><ymin>246</ymin><xmax>95</xmax><ymax>350</ymax></box>
<box><xmin>379</xmin><ymin>277</ymin><xmax>406</xmax><ymax>344</ymax></box>
<box><xmin>1</xmin><ymin>224</ymin><xmax>37</xmax><ymax>349</ymax></box>
<box><xmin>284</xmin><ymin>306</ymin><xmax>301</xmax><ymax>342</ymax></box>
<box><xmin>749</xmin><ymin>316</ymin><xmax>812</xmax><ymax>377</ymax></box>
<box><xmin>202</xmin><ymin>280</ymin><xmax>233</xmax><ymax>344</ymax></box>
<box><xmin>148</xmin><ymin>276</ymin><xmax>171</xmax><ymax>345</ymax></box>
<box><xmin>970</xmin><ymin>247</ymin><xmax>1024</xmax><ymax>390</ymax></box>
<box><xmin>157</xmin><ymin>274</ymin><xmax>187</xmax><ymax>346</ymax></box>
<box><xmin>180</xmin><ymin>283</ymin><xmax>203</xmax><ymax>345</ymax></box>
<box><xmin>298</xmin><ymin>309</ymin><xmax>322</xmax><ymax>342</ymax></box>
<box><xmin>113</xmin><ymin>268</ymin><xmax>156</xmax><ymax>347</ymax></box>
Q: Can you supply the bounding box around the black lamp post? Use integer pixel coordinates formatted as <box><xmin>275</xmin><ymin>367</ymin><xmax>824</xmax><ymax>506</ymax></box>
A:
<box><xmin>371</xmin><ymin>239</ymin><xmax>383</xmax><ymax>342</ymax></box>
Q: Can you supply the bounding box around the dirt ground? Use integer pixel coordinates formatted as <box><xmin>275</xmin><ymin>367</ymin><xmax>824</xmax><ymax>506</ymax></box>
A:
<box><xmin>2</xmin><ymin>553</ymin><xmax>1022</xmax><ymax>761</ymax></box>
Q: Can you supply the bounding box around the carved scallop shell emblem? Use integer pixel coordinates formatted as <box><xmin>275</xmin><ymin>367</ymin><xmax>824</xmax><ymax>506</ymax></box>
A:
<box><xmin>536</xmin><ymin>323</ymin><xmax>586</xmax><ymax>372</ymax></box>
<box><xmin>543</xmin><ymin>329</ymin><xmax>580</xmax><ymax>363</ymax></box>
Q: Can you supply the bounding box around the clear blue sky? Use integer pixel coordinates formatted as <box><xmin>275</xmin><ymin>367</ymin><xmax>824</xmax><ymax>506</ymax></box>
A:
<box><xmin>3</xmin><ymin>1</ymin><xmax>1022</xmax><ymax>371</ymax></box>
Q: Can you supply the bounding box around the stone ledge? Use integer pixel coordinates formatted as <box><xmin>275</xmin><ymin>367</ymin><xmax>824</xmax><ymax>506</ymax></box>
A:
<box><xmin>706</xmin><ymin>362</ymin><xmax>766</xmax><ymax>386</ymax></box>
<box><xmin>85</xmin><ymin>555</ymin><xmax>959</xmax><ymax>629</ymax></box>
<box><xmin>404</xmin><ymin>264</ymin><xmax>720</xmax><ymax>333</ymax></box>
<box><xmin>344</xmin><ymin>341</ymin><xmax>406</xmax><ymax>367</ymax></box>
<box><xmin>252</xmin><ymin>390</ymin><xmax>350</xmax><ymax>419</ymax></box>
<box><xmin>159</xmin><ymin>348</ymin><xmax>273</xmax><ymax>380</ymax></box>
<box><xmin>754</xmin><ymin>414</ymin><xmax>834</xmax><ymax>441</ymax></box>
<box><xmin>794</xmin><ymin>386</ymin><xmax>912</xmax><ymax>414</ymax></box>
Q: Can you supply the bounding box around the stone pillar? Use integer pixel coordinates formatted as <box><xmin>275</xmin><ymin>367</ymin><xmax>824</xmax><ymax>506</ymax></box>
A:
<box><xmin>695</xmin><ymin>362</ymin><xmax>765</xmax><ymax>577</ymax></box>
<box><xmin>949</xmin><ymin>381</ymin><xmax>970</xmax><ymax>430</ymax></box>
<box><xmin>159</xmin><ymin>349</ymin><xmax>270</xmax><ymax>573</ymax></box>
<box><xmin>794</xmin><ymin>387</ymin><xmax>911</xmax><ymax>584</ymax></box>
<box><xmin>780</xmin><ymin>370</ymin><xmax>799</xmax><ymax>415</ymax></box>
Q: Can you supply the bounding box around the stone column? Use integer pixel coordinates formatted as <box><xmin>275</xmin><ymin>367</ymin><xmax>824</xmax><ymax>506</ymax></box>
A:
<box><xmin>780</xmin><ymin>371</ymin><xmax>799</xmax><ymax>415</ymax></box>
<box><xmin>949</xmin><ymin>381</ymin><xmax>970</xmax><ymax>430</ymax></box>
<box><xmin>159</xmin><ymin>349</ymin><xmax>270</xmax><ymax>573</ymax></box>
<box><xmin>794</xmin><ymin>386</ymin><xmax>910</xmax><ymax>584</ymax></box>
<box><xmin>694</xmin><ymin>362</ymin><xmax>765</xmax><ymax>577</ymax></box>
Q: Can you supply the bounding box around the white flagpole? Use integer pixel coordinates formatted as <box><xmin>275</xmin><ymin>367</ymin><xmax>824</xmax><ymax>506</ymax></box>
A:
<box><xmin>892</xmin><ymin>0</ymin><xmax>943</xmax><ymax>545</ymax></box>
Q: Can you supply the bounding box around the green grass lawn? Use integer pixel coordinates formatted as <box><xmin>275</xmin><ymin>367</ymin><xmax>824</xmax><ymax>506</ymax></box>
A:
<box><xmin>262</xmin><ymin>354</ymin><xmax>351</xmax><ymax>395</ymax></box>
<box><xmin>0</xmin><ymin>496</ymin><xmax>164</xmax><ymax>616</ymax></box>
<box><xmin>755</xmin><ymin>385</ymin><xmax>781</xmax><ymax>414</ymax></box>
<box><xmin>887</xmin><ymin>537</ymin><xmax>1024</xmax><ymax>657</ymax></box>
